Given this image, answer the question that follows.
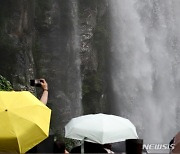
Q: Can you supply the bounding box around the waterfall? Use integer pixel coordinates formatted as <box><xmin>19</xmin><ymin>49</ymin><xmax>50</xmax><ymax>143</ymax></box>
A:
<box><xmin>68</xmin><ymin>0</ymin><xmax>82</xmax><ymax>117</ymax></box>
<box><xmin>110</xmin><ymin>0</ymin><xmax>180</xmax><ymax>152</ymax></box>
<box><xmin>52</xmin><ymin>0</ymin><xmax>82</xmax><ymax>134</ymax></box>
<box><xmin>35</xmin><ymin>0</ymin><xmax>82</xmax><ymax>135</ymax></box>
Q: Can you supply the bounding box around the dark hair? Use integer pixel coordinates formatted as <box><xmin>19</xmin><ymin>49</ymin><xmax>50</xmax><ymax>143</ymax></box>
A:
<box><xmin>54</xmin><ymin>140</ymin><xmax>66</xmax><ymax>153</ymax></box>
<box><xmin>169</xmin><ymin>137</ymin><xmax>175</xmax><ymax>150</ymax></box>
<box><xmin>103</xmin><ymin>144</ymin><xmax>112</xmax><ymax>150</ymax></box>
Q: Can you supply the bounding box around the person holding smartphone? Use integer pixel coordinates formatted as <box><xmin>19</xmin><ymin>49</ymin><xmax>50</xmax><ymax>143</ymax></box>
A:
<box><xmin>28</xmin><ymin>78</ymin><xmax>69</xmax><ymax>154</ymax></box>
<box><xmin>39</xmin><ymin>78</ymin><xmax>48</xmax><ymax>105</ymax></box>
<box><xmin>30</xmin><ymin>78</ymin><xmax>48</xmax><ymax>105</ymax></box>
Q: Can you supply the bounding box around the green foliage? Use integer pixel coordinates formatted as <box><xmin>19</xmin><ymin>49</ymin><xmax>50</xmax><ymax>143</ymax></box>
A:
<box><xmin>64</xmin><ymin>138</ymin><xmax>79</xmax><ymax>152</ymax></box>
<box><xmin>0</xmin><ymin>75</ymin><xmax>13</xmax><ymax>91</ymax></box>
<box><xmin>82</xmin><ymin>72</ymin><xmax>102</xmax><ymax>97</ymax></box>
<box><xmin>82</xmin><ymin>71</ymin><xmax>103</xmax><ymax>113</ymax></box>
<box><xmin>55</xmin><ymin>134</ymin><xmax>79</xmax><ymax>152</ymax></box>
<box><xmin>80</xmin><ymin>2</ymin><xmax>110</xmax><ymax>114</ymax></box>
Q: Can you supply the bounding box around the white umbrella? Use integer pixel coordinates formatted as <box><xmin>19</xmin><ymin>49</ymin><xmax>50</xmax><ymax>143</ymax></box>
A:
<box><xmin>65</xmin><ymin>113</ymin><xmax>138</xmax><ymax>144</ymax></box>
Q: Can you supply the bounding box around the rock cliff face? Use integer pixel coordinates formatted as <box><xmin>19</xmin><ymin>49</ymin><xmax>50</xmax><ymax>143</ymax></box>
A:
<box><xmin>79</xmin><ymin>0</ymin><xmax>110</xmax><ymax>114</ymax></box>
<box><xmin>0</xmin><ymin>0</ymin><xmax>35</xmax><ymax>91</ymax></box>
<box><xmin>0</xmin><ymin>0</ymin><xmax>110</xmax><ymax>136</ymax></box>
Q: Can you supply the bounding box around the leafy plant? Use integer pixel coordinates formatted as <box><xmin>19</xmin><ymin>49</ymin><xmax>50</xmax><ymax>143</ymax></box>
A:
<box><xmin>0</xmin><ymin>75</ymin><xmax>13</xmax><ymax>91</ymax></box>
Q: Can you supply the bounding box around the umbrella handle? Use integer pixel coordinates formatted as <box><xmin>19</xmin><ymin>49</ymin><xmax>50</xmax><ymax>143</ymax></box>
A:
<box><xmin>81</xmin><ymin>139</ymin><xmax>85</xmax><ymax>154</ymax></box>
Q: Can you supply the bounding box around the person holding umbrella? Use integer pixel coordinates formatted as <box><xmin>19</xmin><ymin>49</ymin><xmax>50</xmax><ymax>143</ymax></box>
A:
<box><xmin>28</xmin><ymin>78</ymin><xmax>69</xmax><ymax>154</ymax></box>
<box><xmin>0</xmin><ymin>78</ymin><xmax>52</xmax><ymax>153</ymax></box>
<box><xmin>65</xmin><ymin>113</ymin><xmax>139</xmax><ymax>154</ymax></box>
<box><xmin>27</xmin><ymin>78</ymin><xmax>50</xmax><ymax>153</ymax></box>
<box><xmin>70</xmin><ymin>141</ymin><xmax>108</xmax><ymax>153</ymax></box>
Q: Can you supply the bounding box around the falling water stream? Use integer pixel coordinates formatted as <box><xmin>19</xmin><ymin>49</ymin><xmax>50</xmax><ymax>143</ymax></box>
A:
<box><xmin>36</xmin><ymin>0</ymin><xmax>82</xmax><ymax>135</ymax></box>
<box><xmin>110</xmin><ymin>0</ymin><xmax>180</xmax><ymax>152</ymax></box>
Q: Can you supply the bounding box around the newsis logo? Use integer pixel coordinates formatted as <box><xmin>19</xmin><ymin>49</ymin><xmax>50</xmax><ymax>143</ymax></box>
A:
<box><xmin>143</xmin><ymin>143</ymin><xmax>175</xmax><ymax>150</ymax></box>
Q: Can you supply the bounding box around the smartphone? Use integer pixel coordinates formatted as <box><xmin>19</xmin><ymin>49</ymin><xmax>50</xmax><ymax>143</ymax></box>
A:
<box><xmin>30</xmin><ymin>79</ymin><xmax>43</xmax><ymax>87</ymax></box>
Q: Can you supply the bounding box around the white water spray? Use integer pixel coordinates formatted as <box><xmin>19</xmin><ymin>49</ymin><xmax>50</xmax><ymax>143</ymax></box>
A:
<box><xmin>110</xmin><ymin>0</ymin><xmax>180</xmax><ymax>151</ymax></box>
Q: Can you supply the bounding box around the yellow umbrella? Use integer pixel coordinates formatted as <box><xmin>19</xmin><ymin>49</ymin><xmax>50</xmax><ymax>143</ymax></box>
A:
<box><xmin>0</xmin><ymin>91</ymin><xmax>51</xmax><ymax>153</ymax></box>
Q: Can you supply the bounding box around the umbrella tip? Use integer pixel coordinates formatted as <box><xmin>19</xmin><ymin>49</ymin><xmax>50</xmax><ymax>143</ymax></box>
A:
<box><xmin>5</xmin><ymin>109</ymin><xmax>8</xmax><ymax>112</ymax></box>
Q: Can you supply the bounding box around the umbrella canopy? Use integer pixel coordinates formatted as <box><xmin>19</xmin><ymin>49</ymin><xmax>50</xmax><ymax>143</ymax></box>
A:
<box><xmin>0</xmin><ymin>91</ymin><xmax>51</xmax><ymax>153</ymax></box>
<box><xmin>65</xmin><ymin>113</ymin><xmax>138</xmax><ymax>144</ymax></box>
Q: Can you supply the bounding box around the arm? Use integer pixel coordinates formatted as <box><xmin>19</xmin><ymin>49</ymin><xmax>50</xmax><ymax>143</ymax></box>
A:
<box><xmin>40</xmin><ymin>78</ymin><xmax>48</xmax><ymax>105</ymax></box>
